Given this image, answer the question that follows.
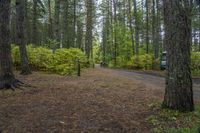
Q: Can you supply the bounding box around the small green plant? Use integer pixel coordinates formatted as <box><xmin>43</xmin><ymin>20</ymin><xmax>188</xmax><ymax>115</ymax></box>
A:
<box><xmin>148</xmin><ymin>104</ymin><xmax>200</xmax><ymax>133</ymax></box>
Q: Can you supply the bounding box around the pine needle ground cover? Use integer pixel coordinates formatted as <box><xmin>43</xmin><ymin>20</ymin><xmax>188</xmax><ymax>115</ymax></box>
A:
<box><xmin>0</xmin><ymin>68</ymin><xmax>199</xmax><ymax>132</ymax></box>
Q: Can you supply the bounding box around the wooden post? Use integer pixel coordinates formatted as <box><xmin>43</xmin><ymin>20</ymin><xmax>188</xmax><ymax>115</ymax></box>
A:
<box><xmin>77</xmin><ymin>58</ymin><xmax>80</xmax><ymax>76</ymax></box>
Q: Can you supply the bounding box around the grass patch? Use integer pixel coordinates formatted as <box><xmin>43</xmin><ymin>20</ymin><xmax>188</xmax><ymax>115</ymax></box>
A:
<box><xmin>147</xmin><ymin>104</ymin><xmax>200</xmax><ymax>133</ymax></box>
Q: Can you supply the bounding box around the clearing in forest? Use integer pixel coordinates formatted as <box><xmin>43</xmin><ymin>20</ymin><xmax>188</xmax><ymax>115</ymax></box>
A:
<box><xmin>0</xmin><ymin>67</ymin><xmax>198</xmax><ymax>133</ymax></box>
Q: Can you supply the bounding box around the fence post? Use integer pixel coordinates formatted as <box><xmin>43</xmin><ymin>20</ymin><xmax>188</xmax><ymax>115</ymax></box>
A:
<box><xmin>77</xmin><ymin>58</ymin><xmax>80</xmax><ymax>76</ymax></box>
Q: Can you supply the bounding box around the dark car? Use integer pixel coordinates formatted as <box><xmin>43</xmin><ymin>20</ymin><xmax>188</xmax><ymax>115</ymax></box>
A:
<box><xmin>160</xmin><ymin>51</ymin><xmax>167</xmax><ymax>70</ymax></box>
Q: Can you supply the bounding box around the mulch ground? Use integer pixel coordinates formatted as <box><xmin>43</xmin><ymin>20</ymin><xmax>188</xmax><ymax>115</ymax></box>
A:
<box><xmin>0</xmin><ymin>68</ymin><xmax>165</xmax><ymax>133</ymax></box>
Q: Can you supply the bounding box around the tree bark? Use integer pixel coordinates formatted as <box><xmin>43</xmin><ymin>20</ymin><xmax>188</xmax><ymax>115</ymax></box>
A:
<box><xmin>62</xmin><ymin>0</ymin><xmax>69</xmax><ymax>48</ymax></box>
<box><xmin>54</xmin><ymin>0</ymin><xmax>61</xmax><ymax>48</ymax></box>
<box><xmin>32</xmin><ymin>0</ymin><xmax>38</xmax><ymax>45</ymax></box>
<box><xmin>133</xmin><ymin>0</ymin><xmax>139</xmax><ymax>55</ymax></box>
<box><xmin>152</xmin><ymin>0</ymin><xmax>158</xmax><ymax>59</ymax></box>
<box><xmin>127</xmin><ymin>0</ymin><xmax>134</xmax><ymax>55</ymax></box>
<box><xmin>199</xmin><ymin>6</ymin><xmax>200</xmax><ymax>51</ymax></box>
<box><xmin>16</xmin><ymin>0</ymin><xmax>31</xmax><ymax>75</ymax></box>
<box><xmin>113</xmin><ymin>0</ymin><xmax>117</xmax><ymax>66</ymax></box>
<box><xmin>145</xmin><ymin>0</ymin><xmax>149</xmax><ymax>54</ymax></box>
<box><xmin>162</xmin><ymin>0</ymin><xmax>194</xmax><ymax>112</ymax></box>
<box><xmin>77</xmin><ymin>20</ymin><xmax>83</xmax><ymax>50</ymax></box>
<box><xmin>24</xmin><ymin>0</ymin><xmax>31</xmax><ymax>44</ymax></box>
<box><xmin>73</xmin><ymin>0</ymin><xmax>77</xmax><ymax>47</ymax></box>
<box><xmin>85</xmin><ymin>0</ymin><xmax>93</xmax><ymax>59</ymax></box>
<box><xmin>48</xmin><ymin>0</ymin><xmax>53</xmax><ymax>39</ymax></box>
<box><xmin>0</xmin><ymin>0</ymin><xmax>20</xmax><ymax>90</ymax></box>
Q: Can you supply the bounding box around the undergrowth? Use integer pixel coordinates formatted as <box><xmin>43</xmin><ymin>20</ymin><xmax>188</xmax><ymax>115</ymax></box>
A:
<box><xmin>147</xmin><ymin>103</ymin><xmax>200</xmax><ymax>133</ymax></box>
<box><xmin>12</xmin><ymin>45</ymin><xmax>89</xmax><ymax>75</ymax></box>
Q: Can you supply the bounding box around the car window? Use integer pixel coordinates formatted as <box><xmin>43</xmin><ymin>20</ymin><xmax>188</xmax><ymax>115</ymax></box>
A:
<box><xmin>162</xmin><ymin>55</ymin><xmax>167</xmax><ymax>61</ymax></box>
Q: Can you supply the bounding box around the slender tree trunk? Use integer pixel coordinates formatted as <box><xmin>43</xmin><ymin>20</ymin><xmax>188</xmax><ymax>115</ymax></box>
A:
<box><xmin>102</xmin><ymin>17</ymin><xmax>107</xmax><ymax>63</ymax></box>
<box><xmin>152</xmin><ymin>0</ymin><xmax>158</xmax><ymax>59</ymax></box>
<box><xmin>0</xmin><ymin>0</ymin><xmax>20</xmax><ymax>89</ymax></box>
<box><xmin>127</xmin><ymin>0</ymin><xmax>135</xmax><ymax>55</ymax></box>
<box><xmin>145</xmin><ymin>0</ymin><xmax>149</xmax><ymax>54</ymax></box>
<box><xmin>193</xmin><ymin>29</ymin><xmax>198</xmax><ymax>51</ymax></box>
<box><xmin>25</xmin><ymin>0</ymin><xmax>31</xmax><ymax>44</ymax></box>
<box><xmin>85</xmin><ymin>0</ymin><xmax>93</xmax><ymax>59</ymax></box>
<box><xmin>54</xmin><ymin>0</ymin><xmax>61</xmax><ymax>48</ymax></box>
<box><xmin>141</xmin><ymin>0</ymin><xmax>145</xmax><ymax>45</ymax></box>
<box><xmin>62</xmin><ymin>0</ymin><xmax>69</xmax><ymax>48</ymax></box>
<box><xmin>48</xmin><ymin>0</ymin><xmax>53</xmax><ymax>39</ymax></box>
<box><xmin>133</xmin><ymin>0</ymin><xmax>140</xmax><ymax>55</ymax></box>
<box><xmin>162</xmin><ymin>0</ymin><xmax>194</xmax><ymax>112</ymax></box>
<box><xmin>113</xmin><ymin>0</ymin><xmax>117</xmax><ymax>66</ymax></box>
<box><xmin>199</xmin><ymin>6</ymin><xmax>200</xmax><ymax>51</ymax></box>
<box><xmin>156</xmin><ymin>0</ymin><xmax>162</xmax><ymax>53</ymax></box>
<box><xmin>10</xmin><ymin>9</ymin><xmax>17</xmax><ymax>44</ymax></box>
<box><xmin>16</xmin><ymin>0</ymin><xmax>31</xmax><ymax>75</ymax></box>
<box><xmin>32</xmin><ymin>0</ymin><xmax>38</xmax><ymax>45</ymax></box>
<box><xmin>73</xmin><ymin>0</ymin><xmax>77</xmax><ymax>47</ymax></box>
<box><xmin>77</xmin><ymin>20</ymin><xmax>83</xmax><ymax>50</ymax></box>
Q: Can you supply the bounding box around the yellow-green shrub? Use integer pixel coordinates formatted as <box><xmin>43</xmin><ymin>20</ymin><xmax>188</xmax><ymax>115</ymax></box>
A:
<box><xmin>12</xmin><ymin>45</ymin><xmax>88</xmax><ymax>75</ymax></box>
<box><xmin>191</xmin><ymin>52</ymin><xmax>200</xmax><ymax>76</ymax></box>
<box><xmin>132</xmin><ymin>54</ymin><xmax>154</xmax><ymax>70</ymax></box>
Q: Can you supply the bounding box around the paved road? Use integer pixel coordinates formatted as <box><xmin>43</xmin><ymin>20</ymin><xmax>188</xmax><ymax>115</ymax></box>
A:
<box><xmin>100</xmin><ymin>67</ymin><xmax>200</xmax><ymax>100</ymax></box>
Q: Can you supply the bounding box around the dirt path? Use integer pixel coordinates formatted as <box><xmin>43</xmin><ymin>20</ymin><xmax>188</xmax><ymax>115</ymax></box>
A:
<box><xmin>0</xmin><ymin>67</ymin><xmax>196</xmax><ymax>133</ymax></box>
<box><xmin>101</xmin><ymin>67</ymin><xmax>200</xmax><ymax>100</ymax></box>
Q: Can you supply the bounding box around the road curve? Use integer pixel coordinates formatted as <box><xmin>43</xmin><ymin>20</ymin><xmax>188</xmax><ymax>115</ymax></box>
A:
<box><xmin>98</xmin><ymin>67</ymin><xmax>200</xmax><ymax>100</ymax></box>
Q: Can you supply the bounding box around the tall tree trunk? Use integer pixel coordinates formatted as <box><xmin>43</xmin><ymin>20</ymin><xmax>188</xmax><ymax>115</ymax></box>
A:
<box><xmin>127</xmin><ymin>0</ymin><xmax>135</xmax><ymax>55</ymax></box>
<box><xmin>85</xmin><ymin>0</ymin><xmax>93</xmax><ymax>59</ymax></box>
<box><xmin>199</xmin><ymin>6</ymin><xmax>200</xmax><ymax>52</ymax></box>
<box><xmin>162</xmin><ymin>0</ymin><xmax>194</xmax><ymax>112</ymax></box>
<box><xmin>193</xmin><ymin>29</ymin><xmax>198</xmax><ymax>51</ymax></box>
<box><xmin>155</xmin><ymin>0</ymin><xmax>162</xmax><ymax>53</ymax></box>
<box><xmin>62</xmin><ymin>0</ymin><xmax>69</xmax><ymax>48</ymax></box>
<box><xmin>73</xmin><ymin>0</ymin><xmax>77</xmax><ymax>47</ymax></box>
<box><xmin>0</xmin><ymin>0</ymin><xmax>20</xmax><ymax>90</ymax></box>
<box><xmin>77</xmin><ymin>20</ymin><xmax>83</xmax><ymax>50</ymax></box>
<box><xmin>113</xmin><ymin>0</ymin><xmax>117</xmax><ymax>66</ymax></box>
<box><xmin>16</xmin><ymin>0</ymin><xmax>31</xmax><ymax>75</ymax></box>
<box><xmin>10</xmin><ymin>9</ymin><xmax>17</xmax><ymax>44</ymax></box>
<box><xmin>133</xmin><ymin>0</ymin><xmax>140</xmax><ymax>55</ymax></box>
<box><xmin>54</xmin><ymin>0</ymin><xmax>61</xmax><ymax>48</ymax></box>
<box><xmin>141</xmin><ymin>0</ymin><xmax>145</xmax><ymax>45</ymax></box>
<box><xmin>25</xmin><ymin>0</ymin><xmax>31</xmax><ymax>44</ymax></box>
<box><xmin>48</xmin><ymin>0</ymin><xmax>53</xmax><ymax>39</ymax></box>
<box><xmin>145</xmin><ymin>0</ymin><xmax>149</xmax><ymax>54</ymax></box>
<box><xmin>102</xmin><ymin>17</ymin><xmax>107</xmax><ymax>63</ymax></box>
<box><xmin>152</xmin><ymin>0</ymin><xmax>158</xmax><ymax>59</ymax></box>
<box><xmin>32</xmin><ymin>0</ymin><xmax>38</xmax><ymax>45</ymax></box>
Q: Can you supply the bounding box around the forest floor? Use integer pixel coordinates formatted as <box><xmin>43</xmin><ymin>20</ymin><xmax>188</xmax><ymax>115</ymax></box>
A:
<box><xmin>0</xmin><ymin>67</ymin><xmax>199</xmax><ymax>133</ymax></box>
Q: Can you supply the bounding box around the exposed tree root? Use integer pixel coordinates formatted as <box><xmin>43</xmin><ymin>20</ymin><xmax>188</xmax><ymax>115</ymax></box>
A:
<box><xmin>20</xmin><ymin>70</ymin><xmax>32</xmax><ymax>75</ymax></box>
<box><xmin>0</xmin><ymin>78</ymin><xmax>35</xmax><ymax>91</ymax></box>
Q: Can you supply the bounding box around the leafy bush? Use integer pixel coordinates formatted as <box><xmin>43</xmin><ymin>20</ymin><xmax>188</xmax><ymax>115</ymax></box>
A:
<box><xmin>12</xmin><ymin>45</ymin><xmax>88</xmax><ymax>75</ymax></box>
<box><xmin>132</xmin><ymin>54</ymin><xmax>154</xmax><ymax>70</ymax></box>
<box><xmin>191</xmin><ymin>52</ymin><xmax>200</xmax><ymax>76</ymax></box>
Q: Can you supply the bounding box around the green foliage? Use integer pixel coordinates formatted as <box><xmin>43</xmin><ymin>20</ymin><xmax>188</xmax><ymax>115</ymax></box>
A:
<box><xmin>12</xmin><ymin>45</ymin><xmax>88</xmax><ymax>75</ymax></box>
<box><xmin>132</xmin><ymin>54</ymin><xmax>154</xmax><ymax>70</ymax></box>
<box><xmin>191</xmin><ymin>52</ymin><xmax>200</xmax><ymax>76</ymax></box>
<box><xmin>148</xmin><ymin>104</ymin><xmax>200</xmax><ymax>133</ymax></box>
<box><xmin>93</xmin><ymin>40</ymin><xmax>101</xmax><ymax>64</ymax></box>
<box><xmin>42</xmin><ymin>38</ymin><xmax>59</xmax><ymax>50</ymax></box>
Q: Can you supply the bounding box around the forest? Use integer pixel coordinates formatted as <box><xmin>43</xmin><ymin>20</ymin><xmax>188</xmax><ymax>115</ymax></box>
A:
<box><xmin>0</xmin><ymin>0</ymin><xmax>200</xmax><ymax>132</ymax></box>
